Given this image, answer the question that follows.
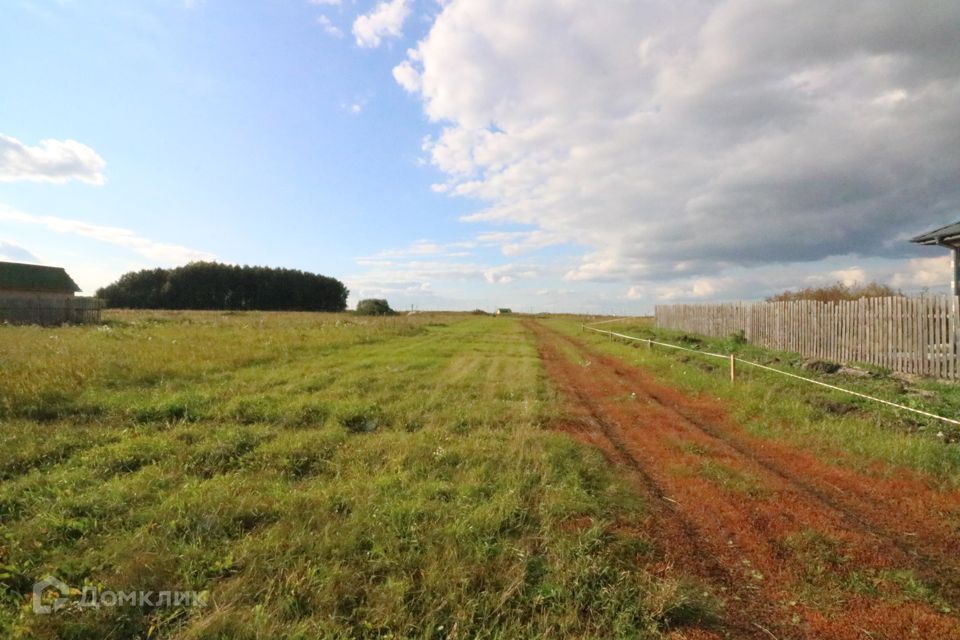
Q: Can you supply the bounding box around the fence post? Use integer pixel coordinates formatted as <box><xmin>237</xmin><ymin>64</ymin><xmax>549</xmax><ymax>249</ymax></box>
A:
<box><xmin>729</xmin><ymin>354</ymin><xmax>736</xmax><ymax>382</ymax></box>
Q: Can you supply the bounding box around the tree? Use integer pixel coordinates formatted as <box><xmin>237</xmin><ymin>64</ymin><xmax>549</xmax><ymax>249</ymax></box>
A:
<box><xmin>96</xmin><ymin>262</ymin><xmax>349</xmax><ymax>311</ymax></box>
<box><xmin>355</xmin><ymin>298</ymin><xmax>394</xmax><ymax>315</ymax></box>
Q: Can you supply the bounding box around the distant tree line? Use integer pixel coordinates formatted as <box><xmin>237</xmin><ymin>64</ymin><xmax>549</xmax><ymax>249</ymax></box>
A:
<box><xmin>97</xmin><ymin>262</ymin><xmax>348</xmax><ymax>311</ymax></box>
<box><xmin>767</xmin><ymin>281</ymin><xmax>902</xmax><ymax>303</ymax></box>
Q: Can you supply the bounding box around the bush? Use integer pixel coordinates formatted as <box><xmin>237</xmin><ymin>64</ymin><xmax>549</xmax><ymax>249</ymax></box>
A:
<box><xmin>356</xmin><ymin>298</ymin><xmax>394</xmax><ymax>316</ymax></box>
<box><xmin>767</xmin><ymin>281</ymin><xmax>902</xmax><ymax>303</ymax></box>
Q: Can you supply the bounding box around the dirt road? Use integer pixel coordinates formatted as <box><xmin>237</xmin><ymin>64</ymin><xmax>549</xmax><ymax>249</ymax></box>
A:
<box><xmin>529</xmin><ymin>320</ymin><xmax>960</xmax><ymax>639</ymax></box>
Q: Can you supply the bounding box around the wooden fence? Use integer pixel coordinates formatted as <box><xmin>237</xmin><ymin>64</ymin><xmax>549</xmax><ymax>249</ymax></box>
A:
<box><xmin>655</xmin><ymin>296</ymin><xmax>959</xmax><ymax>380</ymax></box>
<box><xmin>0</xmin><ymin>296</ymin><xmax>102</xmax><ymax>326</ymax></box>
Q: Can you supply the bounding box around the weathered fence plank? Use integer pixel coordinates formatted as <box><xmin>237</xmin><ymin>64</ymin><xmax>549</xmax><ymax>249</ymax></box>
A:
<box><xmin>0</xmin><ymin>296</ymin><xmax>102</xmax><ymax>326</ymax></box>
<box><xmin>655</xmin><ymin>296</ymin><xmax>960</xmax><ymax>380</ymax></box>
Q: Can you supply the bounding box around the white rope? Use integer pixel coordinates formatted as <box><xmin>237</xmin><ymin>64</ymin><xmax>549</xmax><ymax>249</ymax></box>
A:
<box><xmin>581</xmin><ymin>316</ymin><xmax>632</xmax><ymax>327</ymax></box>
<box><xmin>582</xmin><ymin>325</ymin><xmax>960</xmax><ymax>428</ymax></box>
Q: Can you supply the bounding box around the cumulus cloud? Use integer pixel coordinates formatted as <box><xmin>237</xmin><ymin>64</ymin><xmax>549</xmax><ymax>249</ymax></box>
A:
<box><xmin>0</xmin><ymin>206</ymin><xmax>216</xmax><ymax>264</ymax></box>
<box><xmin>474</xmin><ymin>230</ymin><xmax>567</xmax><ymax>256</ymax></box>
<box><xmin>317</xmin><ymin>15</ymin><xmax>343</xmax><ymax>38</ymax></box>
<box><xmin>392</xmin><ymin>59</ymin><xmax>420</xmax><ymax>92</ymax></box>
<box><xmin>483</xmin><ymin>263</ymin><xmax>538</xmax><ymax>284</ymax></box>
<box><xmin>0</xmin><ymin>134</ymin><xmax>106</xmax><ymax>184</ymax></box>
<box><xmin>353</xmin><ymin>0</ymin><xmax>410</xmax><ymax>48</ymax></box>
<box><xmin>817</xmin><ymin>267</ymin><xmax>869</xmax><ymax>287</ymax></box>
<box><xmin>891</xmin><ymin>255</ymin><xmax>951</xmax><ymax>289</ymax></box>
<box><xmin>395</xmin><ymin>0</ymin><xmax>960</xmax><ymax>298</ymax></box>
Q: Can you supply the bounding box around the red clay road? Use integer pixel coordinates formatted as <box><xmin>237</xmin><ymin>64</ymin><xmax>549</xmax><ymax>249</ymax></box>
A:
<box><xmin>529</xmin><ymin>320</ymin><xmax>960</xmax><ymax>640</ymax></box>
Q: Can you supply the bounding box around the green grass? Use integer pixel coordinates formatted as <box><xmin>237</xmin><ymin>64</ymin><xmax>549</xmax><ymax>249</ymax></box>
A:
<box><xmin>0</xmin><ymin>311</ymin><xmax>711</xmax><ymax>639</ymax></box>
<box><xmin>551</xmin><ymin>316</ymin><xmax>960</xmax><ymax>486</ymax></box>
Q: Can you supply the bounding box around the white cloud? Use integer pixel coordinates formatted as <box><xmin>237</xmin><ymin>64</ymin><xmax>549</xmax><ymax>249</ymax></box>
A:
<box><xmin>317</xmin><ymin>15</ymin><xmax>343</xmax><ymax>38</ymax></box>
<box><xmin>349</xmin><ymin>252</ymin><xmax>541</xmax><ymax>310</ymax></box>
<box><xmin>362</xmin><ymin>239</ymin><xmax>477</xmax><ymax>260</ymax></box>
<box><xmin>656</xmin><ymin>277</ymin><xmax>736</xmax><ymax>301</ymax></box>
<box><xmin>482</xmin><ymin>263</ymin><xmax>538</xmax><ymax>284</ymax></box>
<box><xmin>625</xmin><ymin>286</ymin><xmax>643</xmax><ymax>301</ymax></box>
<box><xmin>891</xmin><ymin>255</ymin><xmax>951</xmax><ymax>289</ymax></box>
<box><xmin>0</xmin><ymin>240</ymin><xmax>40</xmax><ymax>263</ymax></box>
<box><xmin>827</xmin><ymin>267</ymin><xmax>868</xmax><ymax>287</ymax></box>
<box><xmin>309</xmin><ymin>0</ymin><xmax>341</xmax><ymax>5</ymax></box>
<box><xmin>392</xmin><ymin>60</ymin><xmax>420</xmax><ymax>92</ymax></box>
<box><xmin>353</xmin><ymin>0</ymin><xmax>410</xmax><ymax>48</ymax></box>
<box><xmin>0</xmin><ymin>133</ymin><xmax>106</xmax><ymax>184</ymax></box>
<box><xmin>341</xmin><ymin>97</ymin><xmax>368</xmax><ymax>114</ymax></box>
<box><xmin>474</xmin><ymin>230</ymin><xmax>567</xmax><ymax>256</ymax></box>
<box><xmin>395</xmin><ymin>0</ymin><xmax>960</xmax><ymax>302</ymax></box>
<box><xmin>0</xmin><ymin>206</ymin><xmax>216</xmax><ymax>264</ymax></box>
<box><xmin>364</xmin><ymin>231</ymin><xmax>566</xmax><ymax>263</ymax></box>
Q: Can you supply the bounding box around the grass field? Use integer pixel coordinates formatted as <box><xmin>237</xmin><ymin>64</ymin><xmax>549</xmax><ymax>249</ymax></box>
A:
<box><xmin>0</xmin><ymin>312</ymin><xmax>709</xmax><ymax>640</ymax></box>
<box><xmin>3</xmin><ymin>311</ymin><xmax>960</xmax><ymax>639</ymax></box>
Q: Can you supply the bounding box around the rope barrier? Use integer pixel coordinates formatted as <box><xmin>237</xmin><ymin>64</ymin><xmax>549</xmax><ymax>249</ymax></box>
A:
<box><xmin>581</xmin><ymin>322</ymin><xmax>960</xmax><ymax>429</ymax></box>
<box><xmin>581</xmin><ymin>316</ymin><xmax>632</xmax><ymax>326</ymax></box>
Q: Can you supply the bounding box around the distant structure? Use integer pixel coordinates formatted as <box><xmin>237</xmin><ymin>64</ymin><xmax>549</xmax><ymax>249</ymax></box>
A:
<box><xmin>911</xmin><ymin>221</ymin><xmax>960</xmax><ymax>295</ymax></box>
<box><xmin>0</xmin><ymin>261</ymin><xmax>80</xmax><ymax>298</ymax></box>
<box><xmin>0</xmin><ymin>261</ymin><xmax>100</xmax><ymax>325</ymax></box>
<box><xmin>495</xmin><ymin>308</ymin><xmax>512</xmax><ymax>316</ymax></box>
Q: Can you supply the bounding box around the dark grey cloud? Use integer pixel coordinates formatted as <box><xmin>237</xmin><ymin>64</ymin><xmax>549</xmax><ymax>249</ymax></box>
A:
<box><xmin>395</xmin><ymin>0</ymin><xmax>960</xmax><ymax>289</ymax></box>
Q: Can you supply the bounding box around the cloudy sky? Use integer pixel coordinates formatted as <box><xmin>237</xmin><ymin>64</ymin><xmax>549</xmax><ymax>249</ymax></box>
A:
<box><xmin>2</xmin><ymin>0</ymin><xmax>958</xmax><ymax>312</ymax></box>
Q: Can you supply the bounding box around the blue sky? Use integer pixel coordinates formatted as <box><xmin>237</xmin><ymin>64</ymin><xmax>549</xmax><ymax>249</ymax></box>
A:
<box><xmin>2</xmin><ymin>1</ymin><xmax>958</xmax><ymax>312</ymax></box>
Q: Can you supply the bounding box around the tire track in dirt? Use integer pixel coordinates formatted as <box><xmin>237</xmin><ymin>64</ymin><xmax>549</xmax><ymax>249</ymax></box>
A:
<box><xmin>612</xmin><ymin>364</ymin><xmax>960</xmax><ymax>605</ymax></box>
<box><xmin>590</xmin><ymin>334</ymin><xmax>960</xmax><ymax>609</ymax></box>
<box><xmin>528</xmin><ymin>320</ymin><xmax>960</xmax><ymax>640</ymax></box>
<box><xmin>559</xmin><ymin>386</ymin><xmax>770</xmax><ymax>640</ymax></box>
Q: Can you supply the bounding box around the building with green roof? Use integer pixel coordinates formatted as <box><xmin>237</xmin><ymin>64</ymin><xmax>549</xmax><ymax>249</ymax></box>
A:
<box><xmin>0</xmin><ymin>261</ymin><xmax>81</xmax><ymax>295</ymax></box>
<box><xmin>0</xmin><ymin>261</ymin><xmax>100</xmax><ymax>325</ymax></box>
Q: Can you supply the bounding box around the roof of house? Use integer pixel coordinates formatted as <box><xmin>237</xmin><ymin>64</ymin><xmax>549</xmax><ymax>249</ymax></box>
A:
<box><xmin>0</xmin><ymin>261</ymin><xmax>81</xmax><ymax>293</ymax></box>
<box><xmin>911</xmin><ymin>221</ymin><xmax>960</xmax><ymax>247</ymax></box>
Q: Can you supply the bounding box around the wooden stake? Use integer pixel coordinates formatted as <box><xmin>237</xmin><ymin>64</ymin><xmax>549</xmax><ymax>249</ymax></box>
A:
<box><xmin>730</xmin><ymin>354</ymin><xmax>736</xmax><ymax>382</ymax></box>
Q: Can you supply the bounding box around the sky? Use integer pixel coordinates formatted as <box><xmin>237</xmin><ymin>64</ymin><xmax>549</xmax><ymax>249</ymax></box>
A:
<box><xmin>1</xmin><ymin>0</ymin><xmax>959</xmax><ymax>313</ymax></box>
